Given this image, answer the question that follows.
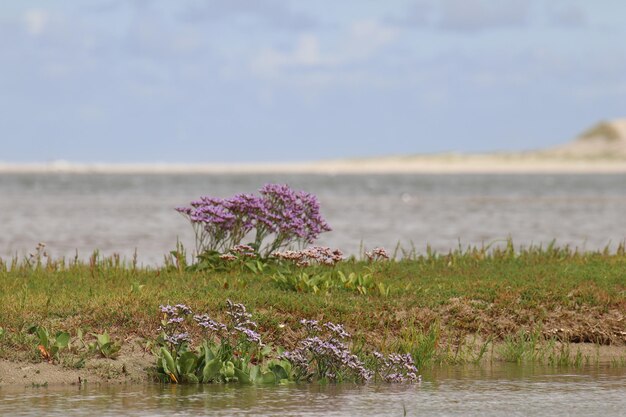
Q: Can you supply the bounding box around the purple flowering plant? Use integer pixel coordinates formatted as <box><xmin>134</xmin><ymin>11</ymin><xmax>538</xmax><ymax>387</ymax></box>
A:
<box><xmin>155</xmin><ymin>300</ymin><xmax>419</xmax><ymax>385</ymax></box>
<box><xmin>280</xmin><ymin>319</ymin><xmax>373</xmax><ymax>383</ymax></box>
<box><xmin>176</xmin><ymin>184</ymin><xmax>331</xmax><ymax>261</ymax></box>
<box><xmin>155</xmin><ymin>300</ymin><xmax>289</xmax><ymax>385</ymax></box>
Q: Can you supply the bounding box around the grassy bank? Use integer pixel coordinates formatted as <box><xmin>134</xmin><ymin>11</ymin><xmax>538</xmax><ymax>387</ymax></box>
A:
<box><xmin>1</xmin><ymin>244</ymin><xmax>625</xmax><ymax>383</ymax></box>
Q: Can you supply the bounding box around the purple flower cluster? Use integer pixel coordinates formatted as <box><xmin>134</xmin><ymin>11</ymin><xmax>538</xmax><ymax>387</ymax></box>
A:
<box><xmin>166</xmin><ymin>332</ymin><xmax>191</xmax><ymax>345</ymax></box>
<box><xmin>161</xmin><ymin>300</ymin><xmax>265</xmax><ymax>350</ymax></box>
<box><xmin>193</xmin><ymin>313</ymin><xmax>227</xmax><ymax>334</ymax></box>
<box><xmin>273</xmin><ymin>246</ymin><xmax>344</xmax><ymax>267</ymax></box>
<box><xmin>373</xmin><ymin>352</ymin><xmax>421</xmax><ymax>383</ymax></box>
<box><xmin>323</xmin><ymin>322</ymin><xmax>350</xmax><ymax>339</ymax></box>
<box><xmin>365</xmin><ymin>247</ymin><xmax>390</xmax><ymax>261</ymax></box>
<box><xmin>225</xmin><ymin>299</ymin><xmax>264</xmax><ymax>346</ymax></box>
<box><xmin>300</xmin><ymin>319</ymin><xmax>322</xmax><ymax>332</ymax></box>
<box><xmin>282</xmin><ymin>320</ymin><xmax>371</xmax><ymax>382</ymax></box>
<box><xmin>176</xmin><ymin>184</ymin><xmax>331</xmax><ymax>257</ymax></box>
<box><xmin>159</xmin><ymin>304</ymin><xmax>194</xmax><ymax>348</ymax></box>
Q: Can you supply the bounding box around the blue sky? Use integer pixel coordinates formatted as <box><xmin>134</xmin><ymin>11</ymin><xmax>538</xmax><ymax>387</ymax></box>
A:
<box><xmin>1</xmin><ymin>0</ymin><xmax>625</xmax><ymax>163</ymax></box>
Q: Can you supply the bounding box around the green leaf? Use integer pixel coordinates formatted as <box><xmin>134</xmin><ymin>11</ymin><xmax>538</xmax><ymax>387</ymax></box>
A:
<box><xmin>221</xmin><ymin>361</ymin><xmax>235</xmax><ymax>378</ymax></box>
<box><xmin>202</xmin><ymin>358</ymin><xmax>221</xmax><ymax>383</ymax></box>
<box><xmin>96</xmin><ymin>332</ymin><xmax>110</xmax><ymax>346</ymax></box>
<box><xmin>55</xmin><ymin>332</ymin><xmax>70</xmax><ymax>348</ymax></box>
<box><xmin>160</xmin><ymin>347</ymin><xmax>178</xmax><ymax>378</ymax></box>
<box><xmin>233</xmin><ymin>367</ymin><xmax>251</xmax><ymax>384</ymax></box>
<box><xmin>261</xmin><ymin>345</ymin><xmax>272</xmax><ymax>356</ymax></box>
<box><xmin>279</xmin><ymin>360</ymin><xmax>292</xmax><ymax>376</ymax></box>
<box><xmin>183</xmin><ymin>373</ymin><xmax>199</xmax><ymax>384</ymax></box>
<box><xmin>249</xmin><ymin>365</ymin><xmax>259</xmax><ymax>383</ymax></box>
<box><xmin>260</xmin><ymin>371</ymin><xmax>276</xmax><ymax>384</ymax></box>
<box><xmin>269</xmin><ymin>364</ymin><xmax>289</xmax><ymax>381</ymax></box>
<box><xmin>36</xmin><ymin>328</ymin><xmax>49</xmax><ymax>348</ymax></box>
<box><xmin>201</xmin><ymin>342</ymin><xmax>216</xmax><ymax>362</ymax></box>
<box><xmin>178</xmin><ymin>351</ymin><xmax>198</xmax><ymax>375</ymax></box>
<box><xmin>244</xmin><ymin>261</ymin><xmax>258</xmax><ymax>274</ymax></box>
<box><xmin>49</xmin><ymin>346</ymin><xmax>59</xmax><ymax>358</ymax></box>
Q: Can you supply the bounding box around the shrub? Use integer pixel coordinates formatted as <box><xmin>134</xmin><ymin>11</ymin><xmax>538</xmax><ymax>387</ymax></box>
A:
<box><xmin>176</xmin><ymin>184</ymin><xmax>331</xmax><ymax>258</ymax></box>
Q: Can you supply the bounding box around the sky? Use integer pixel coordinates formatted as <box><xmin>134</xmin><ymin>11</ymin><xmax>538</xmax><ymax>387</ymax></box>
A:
<box><xmin>1</xmin><ymin>0</ymin><xmax>625</xmax><ymax>163</ymax></box>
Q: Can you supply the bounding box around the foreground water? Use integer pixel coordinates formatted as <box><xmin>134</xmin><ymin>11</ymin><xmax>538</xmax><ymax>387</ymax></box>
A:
<box><xmin>2</xmin><ymin>364</ymin><xmax>625</xmax><ymax>416</ymax></box>
<box><xmin>1</xmin><ymin>173</ymin><xmax>626</xmax><ymax>265</ymax></box>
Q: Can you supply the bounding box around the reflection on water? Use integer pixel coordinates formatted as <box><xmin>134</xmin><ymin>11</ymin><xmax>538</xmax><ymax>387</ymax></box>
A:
<box><xmin>1</xmin><ymin>173</ymin><xmax>626</xmax><ymax>265</ymax></box>
<box><xmin>2</xmin><ymin>364</ymin><xmax>625</xmax><ymax>416</ymax></box>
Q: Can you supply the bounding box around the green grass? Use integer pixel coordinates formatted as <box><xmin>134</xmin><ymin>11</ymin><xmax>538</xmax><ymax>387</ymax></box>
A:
<box><xmin>1</xmin><ymin>243</ymin><xmax>625</xmax><ymax>367</ymax></box>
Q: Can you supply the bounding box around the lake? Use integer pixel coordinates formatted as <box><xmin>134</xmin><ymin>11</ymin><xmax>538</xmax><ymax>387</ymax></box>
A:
<box><xmin>1</xmin><ymin>364</ymin><xmax>625</xmax><ymax>416</ymax></box>
<box><xmin>1</xmin><ymin>173</ymin><xmax>626</xmax><ymax>264</ymax></box>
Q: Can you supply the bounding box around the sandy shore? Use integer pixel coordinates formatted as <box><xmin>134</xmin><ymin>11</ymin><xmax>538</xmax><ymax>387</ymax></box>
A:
<box><xmin>2</xmin><ymin>155</ymin><xmax>626</xmax><ymax>175</ymax></box>
<box><xmin>1</xmin><ymin>341</ymin><xmax>624</xmax><ymax>388</ymax></box>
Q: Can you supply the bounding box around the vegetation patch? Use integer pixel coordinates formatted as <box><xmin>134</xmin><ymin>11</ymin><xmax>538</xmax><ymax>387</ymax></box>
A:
<box><xmin>0</xmin><ymin>184</ymin><xmax>625</xmax><ymax>385</ymax></box>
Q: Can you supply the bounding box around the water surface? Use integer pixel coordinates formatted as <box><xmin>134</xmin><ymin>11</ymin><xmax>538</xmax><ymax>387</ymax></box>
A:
<box><xmin>1</xmin><ymin>173</ymin><xmax>625</xmax><ymax>264</ymax></box>
<box><xmin>2</xmin><ymin>364</ymin><xmax>625</xmax><ymax>416</ymax></box>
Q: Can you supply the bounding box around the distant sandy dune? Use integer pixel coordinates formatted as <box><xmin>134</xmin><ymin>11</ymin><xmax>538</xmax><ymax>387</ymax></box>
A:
<box><xmin>2</xmin><ymin>118</ymin><xmax>626</xmax><ymax>174</ymax></box>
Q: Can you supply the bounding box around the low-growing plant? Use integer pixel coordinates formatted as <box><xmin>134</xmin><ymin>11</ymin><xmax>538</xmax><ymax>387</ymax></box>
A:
<box><xmin>338</xmin><ymin>271</ymin><xmax>374</xmax><ymax>295</ymax></box>
<box><xmin>88</xmin><ymin>331</ymin><xmax>122</xmax><ymax>359</ymax></box>
<box><xmin>498</xmin><ymin>329</ymin><xmax>542</xmax><ymax>363</ymax></box>
<box><xmin>271</xmin><ymin>271</ymin><xmax>334</xmax><ymax>294</ymax></box>
<box><xmin>282</xmin><ymin>320</ymin><xmax>420</xmax><ymax>383</ymax></box>
<box><xmin>154</xmin><ymin>301</ymin><xmax>287</xmax><ymax>384</ymax></box>
<box><xmin>392</xmin><ymin>324</ymin><xmax>441</xmax><ymax>369</ymax></box>
<box><xmin>28</xmin><ymin>325</ymin><xmax>70</xmax><ymax>363</ymax></box>
<box><xmin>271</xmin><ymin>269</ymin><xmax>389</xmax><ymax>297</ymax></box>
<box><xmin>152</xmin><ymin>301</ymin><xmax>420</xmax><ymax>385</ymax></box>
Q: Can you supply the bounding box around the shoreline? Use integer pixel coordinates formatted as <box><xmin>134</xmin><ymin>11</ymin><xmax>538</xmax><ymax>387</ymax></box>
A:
<box><xmin>1</xmin><ymin>341</ymin><xmax>624</xmax><ymax>388</ymax></box>
<box><xmin>2</xmin><ymin>248</ymin><xmax>625</xmax><ymax>389</ymax></box>
<box><xmin>2</xmin><ymin>155</ymin><xmax>626</xmax><ymax>175</ymax></box>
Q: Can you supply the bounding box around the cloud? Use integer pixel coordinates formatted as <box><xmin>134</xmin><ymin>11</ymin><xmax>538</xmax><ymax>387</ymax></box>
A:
<box><xmin>386</xmin><ymin>0</ymin><xmax>434</xmax><ymax>27</ymax></box>
<box><xmin>249</xmin><ymin>20</ymin><xmax>399</xmax><ymax>82</ymax></box>
<box><xmin>251</xmin><ymin>34</ymin><xmax>322</xmax><ymax>76</ymax></box>
<box><xmin>547</xmin><ymin>4</ymin><xmax>586</xmax><ymax>28</ymax></box>
<box><xmin>23</xmin><ymin>9</ymin><xmax>49</xmax><ymax>36</ymax></box>
<box><xmin>180</xmin><ymin>0</ymin><xmax>316</xmax><ymax>31</ymax></box>
<box><xmin>438</xmin><ymin>0</ymin><xmax>531</xmax><ymax>32</ymax></box>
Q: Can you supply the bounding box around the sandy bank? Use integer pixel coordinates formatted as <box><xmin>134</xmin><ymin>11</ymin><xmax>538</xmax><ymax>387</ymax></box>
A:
<box><xmin>0</xmin><ymin>341</ymin><xmax>153</xmax><ymax>388</ymax></box>
<box><xmin>1</xmin><ymin>341</ymin><xmax>624</xmax><ymax>388</ymax></box>
<box><xmin>2</xmin><ymin>155</ymin><xmax>626</xmax><ymax>175</ymax></box>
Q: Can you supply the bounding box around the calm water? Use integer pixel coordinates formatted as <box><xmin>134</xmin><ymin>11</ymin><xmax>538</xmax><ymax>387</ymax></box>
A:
<box><xmin>1</xmin><ymin>173</ymin><xmax>626</xmax><ymax>265</ymax></box>
<box><xmin>2</xmin><ymin>364</ymin><xmax>625</xmax><ymax>416</ymax></box>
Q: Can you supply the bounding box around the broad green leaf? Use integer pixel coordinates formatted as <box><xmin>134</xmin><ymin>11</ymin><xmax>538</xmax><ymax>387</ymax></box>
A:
<box><xmin>96</xmin><ymin>332</ymin><xmax>110</xmax><ymax>346</ymax></box>
<box><xmin>249</xmin><ymin>365</ymin><xmax>259</xmax><ymax>383</ymax></box>
<box><xmin>221</xmin><ymin>361</ymin><xmax>235</xmax><ymax>378</ymax></box>
<box><xmin>270</xmin><ymin>364</ymin><xmax>289</xmax><ymax>381</ymax></box>
<box><xmin>36</xmin><ymin>328</ymin><xmax>49</xmax><ymax>348</ymax></box>
<box><xmin>184</xmin><ymin>373</ymin><xmax>199</xmax><ymax>384</ymax></box>
<box><xmin>202</xmin><ymin>358</ymin><xmax>221</xmax><ymax>383</ymax></box>
<box><xmin>55</xmin><ymin>332</ymin><xmax>70</xmax><ymax>348</ymax></box>
<box><xmin>244</xmin><ymin>261</ymin><xmax>257</xmax><ymax>273</ymax></box>
<box><xmin>160</xmin><ymin>347</ymin><xmax>178</xmax><ymax>378</ymax></box>
<box><xmin>178</xmin><ymin>351</ymin><xmax>198</xmax><ymax>375</ymax></box>
<box><xmin>233</xmin><ymin>367</ymin><xmax>251</xmax><ymax>384</ymax></box>
<box><xmin>260</xmin><ymin>371</ymin><xmax>276</xmax><ymax>384</ymax></box>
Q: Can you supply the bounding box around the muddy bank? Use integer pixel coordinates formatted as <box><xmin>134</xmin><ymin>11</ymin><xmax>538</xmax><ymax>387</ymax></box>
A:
<box><xmin>0</xmin><ymin>342</ymin><xmax>152</xmax><ymax>387</ymax></box>
<box><xmin>1</xmin><ymin>341</ymin><xmax>624</xmax><ymax>388</ymax></box>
